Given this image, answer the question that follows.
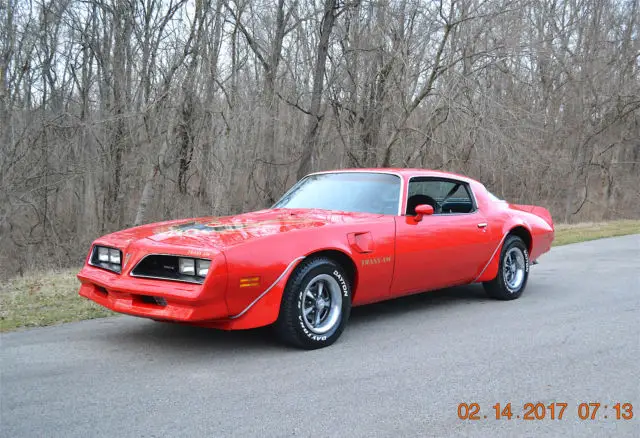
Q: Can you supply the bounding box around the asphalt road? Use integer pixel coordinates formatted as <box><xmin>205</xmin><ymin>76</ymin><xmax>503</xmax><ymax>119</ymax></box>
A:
<box><xmin>1</xmin><ymin>235</ymin><xmax>639</xmax><ymax>437</ymax></box>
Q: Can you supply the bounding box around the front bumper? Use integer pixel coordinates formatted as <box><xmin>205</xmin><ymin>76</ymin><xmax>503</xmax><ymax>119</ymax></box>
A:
<box><xmin>77</xmin><ymin>265</ymin><xmax>229</xmax><ymax>322</ymax></box>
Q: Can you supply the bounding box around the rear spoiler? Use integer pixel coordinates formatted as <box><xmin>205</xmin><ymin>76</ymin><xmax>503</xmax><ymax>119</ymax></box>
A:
<box><xmin>509</xmin><ymin>204</ymin><xmax>554</xmax><ymax>228</ymax></box>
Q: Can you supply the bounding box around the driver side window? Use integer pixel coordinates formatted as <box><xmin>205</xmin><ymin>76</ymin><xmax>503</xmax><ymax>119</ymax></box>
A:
<box><xmin>406</xmin><ymin>178</ymin><xmax>475</xmax><ymax>215</ymax></box>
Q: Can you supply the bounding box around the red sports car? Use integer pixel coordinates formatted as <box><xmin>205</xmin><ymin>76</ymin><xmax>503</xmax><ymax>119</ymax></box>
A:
<box><xmin>78</xmin><ymin>169</ymin><xmax>554</xmax><ymax>349</ymax></box>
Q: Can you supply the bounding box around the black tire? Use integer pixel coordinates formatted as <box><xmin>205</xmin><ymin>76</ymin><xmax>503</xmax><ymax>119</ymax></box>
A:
<box><xmin>275</xmin><ymin>257</ymin><xmax>351</xmax><ymax>349</ymax></box>
<box><xmin>483</xmin><ymin>235</ymin><xmax>530</xmax><ymax>300</ymax></box>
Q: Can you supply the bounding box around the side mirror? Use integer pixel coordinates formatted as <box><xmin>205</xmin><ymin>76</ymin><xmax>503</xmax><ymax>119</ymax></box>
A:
<box><xmin>414</xmin><ymin>204</ymin><xmax>434</xmax><ymax>222</ymax></box>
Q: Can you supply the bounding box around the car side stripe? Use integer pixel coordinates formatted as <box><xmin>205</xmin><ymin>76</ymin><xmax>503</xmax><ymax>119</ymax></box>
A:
<box><xmin>229</xmin><ymin>256</ymin><xmax>306</xmax><ymax>320</ymax></box>
<box><xmin>473</xmin><ymin>233</ymin><xmax>508</xmax><ymax>283</ymax></box>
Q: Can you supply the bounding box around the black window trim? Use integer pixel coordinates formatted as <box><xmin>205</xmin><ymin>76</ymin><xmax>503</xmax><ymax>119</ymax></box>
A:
<box><xmin>405</xmin><ymin>176</ymin><xmax>479</xmax><ymax>216</ymax></box>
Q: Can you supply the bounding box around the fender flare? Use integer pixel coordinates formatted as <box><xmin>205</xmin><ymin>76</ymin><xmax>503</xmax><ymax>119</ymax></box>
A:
<box><xmin>224</xmin><ymin>245</ymin><xmax>358</xmax><ymax>329</ymax></box>
<box><xmin>474</xmin><ymin>219</ymin><xmax>533</xmax><ymax>283</ymax></box>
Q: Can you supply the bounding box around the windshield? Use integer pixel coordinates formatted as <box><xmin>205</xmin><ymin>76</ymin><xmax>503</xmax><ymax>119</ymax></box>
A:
<box><xmin>274</xmin><ymin>172</ymin><xmax>401</xmax><ymax>215</ymax></box>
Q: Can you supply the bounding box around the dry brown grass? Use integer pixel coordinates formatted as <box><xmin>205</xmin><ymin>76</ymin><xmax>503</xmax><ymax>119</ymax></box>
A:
<box><xmin>0</xmin><ymin>269</ymin><xmax>115</xmax><ymax>332</ymax></box>
<box><xmin>553</xmin><ymin>220</ymin><xmax>640</xmax><ymax>246</ymax></box>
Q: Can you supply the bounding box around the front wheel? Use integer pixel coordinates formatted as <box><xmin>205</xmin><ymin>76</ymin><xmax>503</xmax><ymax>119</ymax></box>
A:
<box><xmin>275</xmin><ymin>257</ymin><xmax>351</xmax><ymax>349</ymax></box>
<box><xmin>483</xmin><ymin>235</ymin><xmax>530</xmax><ymax>300</ymax></box>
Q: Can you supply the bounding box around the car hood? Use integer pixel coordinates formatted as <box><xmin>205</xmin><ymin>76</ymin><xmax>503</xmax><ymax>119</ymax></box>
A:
<box><xmin>95</xmin><ymin>208</ymin><xmax>386</xmax><ymax>252</ymax></box>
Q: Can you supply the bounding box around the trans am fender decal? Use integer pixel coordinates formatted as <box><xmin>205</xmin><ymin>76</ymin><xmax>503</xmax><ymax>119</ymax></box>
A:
<box><xmin>229</xmin><ymin>256</ymin><xmax>306</xmax><ymax>320</ymax></box>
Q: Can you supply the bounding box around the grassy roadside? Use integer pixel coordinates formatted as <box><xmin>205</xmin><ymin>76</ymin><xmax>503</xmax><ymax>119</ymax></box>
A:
<box><xmin>0</xmin><ymin>270</ymin><xmax>115</xmax><ymax>332</ymax></box>
<box><xmin>1</xmin><ymin>220</ymin><xmax>639</xmax><ymax>332</ymax></box>
<box><xmin>553</xmin><ymin>220</ymin><xmax>640</xmax><ymax>246</ymax></box>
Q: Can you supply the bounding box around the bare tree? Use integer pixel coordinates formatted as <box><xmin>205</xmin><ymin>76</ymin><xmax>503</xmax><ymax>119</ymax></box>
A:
<box><xmin>2</xmin><ymin>0</ymin><xmax>639</xmax><ymax>277</ymax></box>
<box><xmin>296</xmin><ymin>0</ymin><xmax>338</xmax><ymax>179</ymax></box>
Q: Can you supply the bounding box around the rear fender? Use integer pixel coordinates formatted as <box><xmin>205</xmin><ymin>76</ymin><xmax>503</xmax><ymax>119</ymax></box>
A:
<box><xmin>475</xmin><ymin>219</ymin><xmax>532</xmax><ymax>283</ymax></box>
<box><xmin>510</xmin><ymin>204</ymin><xmax>553</xmax><ymax>228</ymax></box>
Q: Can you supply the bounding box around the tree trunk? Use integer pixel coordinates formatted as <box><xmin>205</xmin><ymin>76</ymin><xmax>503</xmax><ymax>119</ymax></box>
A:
<box><xmin>297</xmin><ymin>0</ymin><xmax>337</xmax><ymax>179</ymax></box>
<box><xmin>134</xmin><ymin>140</ymin><xmax>169</xmax><ymax>226</ymax></box>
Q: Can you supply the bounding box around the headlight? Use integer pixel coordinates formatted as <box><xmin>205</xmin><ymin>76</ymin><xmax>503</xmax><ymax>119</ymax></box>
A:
<box><xmin>178</xmin><ymin>257</ymin><xmax>211</xmax><ymax>279</ymax></box>
<box><xmin>109</xmin><ymin>248</ymin><xmax>120</xmax><ymax>264</ymax></box>
<box><xmin>98</xmin><ymin>247</ymin><xmax>109</xmax><ymax>262</ymax></box>
<box><xmin>178</xmin><ymin>258</ymin><xmax>195</xmax><ymax>275</ymax></box>
<box><xmin>90</xmin><ymin>245</ymin><xmax>122</xmax><ymax>273</ymax></box>
<box><xmin>196</xmin><ymin>259</ymin><xmax>210</xmax><ymax>277</ymax></box>
<box><xmin>131</xmin><ymin>255</ymin><xmax>211</xmax><ymax>284</ymax></box>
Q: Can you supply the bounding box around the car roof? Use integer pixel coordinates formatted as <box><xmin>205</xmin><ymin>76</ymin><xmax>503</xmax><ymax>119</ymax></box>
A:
<box><xmin>309</xmin><ymin>168</ymin><xmax>479</xmax><ymax>184</ymax></box>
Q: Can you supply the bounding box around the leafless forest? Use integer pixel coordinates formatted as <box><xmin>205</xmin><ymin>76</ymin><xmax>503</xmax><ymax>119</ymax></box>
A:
<box><xmin>1</xmin><ymin>0</ymin><xmax>639</xmax><ymax>274</ymax></box>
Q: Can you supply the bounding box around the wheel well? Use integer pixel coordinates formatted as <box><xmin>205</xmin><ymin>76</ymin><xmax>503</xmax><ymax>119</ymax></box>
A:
<box><xmin>508</xmin><ymin>226</ymin><xmax>532</xmax><ymax>252</ymax></box>
<box><xmin>305</xmin><ymin>249</ymin><xmax>358</xmax><ymax>300</ymax></box>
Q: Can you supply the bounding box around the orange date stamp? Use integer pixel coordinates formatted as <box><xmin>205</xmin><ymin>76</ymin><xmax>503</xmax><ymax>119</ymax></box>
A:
<box><xmin>457</xmin><ymin>402</ymin><xmax>634</xmax><ymax>421</ymax></box>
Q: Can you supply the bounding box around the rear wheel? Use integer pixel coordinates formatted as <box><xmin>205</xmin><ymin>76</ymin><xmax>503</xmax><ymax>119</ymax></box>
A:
<box><xmin>275</xmin><ymin>257</ymin><xmax>351</xmax><ymax>349</ymax></box>
<box><xmin>483</xmin><ymin>235</ymin><xmax>530</xmax><ymax>300</ymax></box>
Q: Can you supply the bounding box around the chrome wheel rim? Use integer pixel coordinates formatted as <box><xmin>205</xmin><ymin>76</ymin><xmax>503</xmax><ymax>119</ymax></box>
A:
<box><xmin>503</xmin><ymin>247</ymin><xmax>525</xmax><ymax>291</ymax></box>
<box><xmin>301</xmin><ymin>274</ymin><xmax>342</xmax><ymax>335</ymax></box>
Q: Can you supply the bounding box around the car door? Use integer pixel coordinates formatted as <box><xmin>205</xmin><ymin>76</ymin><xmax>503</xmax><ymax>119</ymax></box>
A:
<box><xmin>390</xmin><ymin>178</ymin><xmax>496</xmax><ymax>296</ymax></box>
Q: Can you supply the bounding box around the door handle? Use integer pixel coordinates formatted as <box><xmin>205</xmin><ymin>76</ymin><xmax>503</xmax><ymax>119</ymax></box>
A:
<box><xmin>477</xmin><ymin>222</ymin><xmax>488</xmax><ymax>228</ymax></box>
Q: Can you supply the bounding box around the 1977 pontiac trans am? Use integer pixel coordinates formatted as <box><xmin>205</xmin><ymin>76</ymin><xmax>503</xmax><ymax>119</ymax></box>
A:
<box><xmin>78</xmin><ymin>169</ymin><xmax>554</xmax><ymax>349</ymax></box>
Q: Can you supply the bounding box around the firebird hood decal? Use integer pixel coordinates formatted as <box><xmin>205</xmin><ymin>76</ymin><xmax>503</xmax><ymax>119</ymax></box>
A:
<box><xmin>161</xmin><ymin>218</ymin><xmax>317</xmax><ymax>235</ymax></box>
<box><xmin>146</xmin><ymin>216</ymin><xmax>326</xmax><ymax>249</ymax></box>
<box><xmin>96</xmin><ymin>209</ymin><xmax>386</xmax><ymax>252</ymax></box>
